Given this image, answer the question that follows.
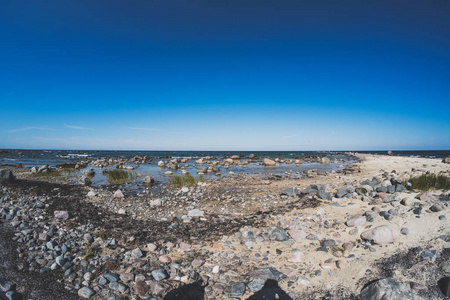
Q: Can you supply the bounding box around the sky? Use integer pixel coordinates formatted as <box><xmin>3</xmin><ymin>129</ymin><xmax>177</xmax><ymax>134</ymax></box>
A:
<box><xmin>0</xmin><ymin>0</ymin><xmax>449</xmax><ymax>151</ymax></box>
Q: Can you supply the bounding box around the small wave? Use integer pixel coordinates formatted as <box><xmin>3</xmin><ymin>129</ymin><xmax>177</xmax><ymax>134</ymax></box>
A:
<box><xmin>67</xmin><ymin>154</ymin><xmax>91</xmax><ymax>157</ymax></box>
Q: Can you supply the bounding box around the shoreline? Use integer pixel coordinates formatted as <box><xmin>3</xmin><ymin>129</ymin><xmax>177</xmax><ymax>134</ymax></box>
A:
<box><xmin>0</xmin><ymin>153</ymin><xmax>449</xmax><ymax>299</ymax></box>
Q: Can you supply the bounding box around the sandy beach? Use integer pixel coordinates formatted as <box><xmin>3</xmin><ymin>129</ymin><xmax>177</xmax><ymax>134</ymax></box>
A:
<box><xmin>1</xmin><ymin>152</ymin><xmax>449</xmax><ymax>300</ymax></box>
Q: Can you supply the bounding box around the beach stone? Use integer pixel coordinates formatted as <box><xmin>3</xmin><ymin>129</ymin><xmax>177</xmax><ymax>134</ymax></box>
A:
<box><xmin>181</xmin><ymin>187</ymin><xmax>189</xmax><ymax>193</ymax></box>
<box><xmin>321</xmin><ymin>239</ymin><xmax>336</xmax><ymax>247</ymax></box>
<box><xmin>430</xmin><ymin>203</ymin><xmax>444</xmax><ymax>212</ymax></box>
<box><xmin>248</xmin><ymin>278</ymin><xmax>265</xmax><ymax>292</ymax></box>
<box><xmin>306</xmin><ymin>233</ymin><xmax>318</xmax><ymax>240</ymax></box>
<box><xmin>346</xmin><ymin>215</ymin><xmax>366</xmax><ymax>227</ymax></box>
<box><xmin>83</xmin><ymin>233</ymin><xmax>93</xmax><ymax>243</ymax></box>
<box><xmin>118</xmin><ymin>208</ymin><xmax>126</xmax><ymax>215</ymax></box>
<box><xmin>147</xmin><ymin>243</ymin><xmax>157</xmax><ymax>251</ymax></box>
<box><xmin>148</xmin><ymin>280</ymin><xmax>170</xmax><ymax>295</ymax></box>
<box><xmin>131</xmin><ymin>247</ymin><xmax>144</xmax><ymax>258</ymax></box>
<box><xmin>0</xmin><ymin>277</ymin><xmax>16</xmax><ymax>292</ymax></box>
<box><xmin>0</xmin><ymin>169</ymin><xmax>15</xmax><ymax>183</ymax></box>
<box><xmin>134</xmin><ymin>281</ymin><xmax>150</xmax><ymax>297</ymax></box>
<box><xmin>191</xmin><ymin>259</ymin><xmax>205</xmax><ymax>268</ymax></box>
<box><xmin>87</xmin><ymin>190</ymin><xmax>97</xmax><ymax>197</ymax></box>
<box><xmin>349</xmin><ymin>228</ymin><xmax>358</xmax><ymax>235</ymax></box>
<box><xmin>288</xmin><ymin>229</ymin><xmax>307</xmax><ymax>243</ymax></box>
<box><xmin>113</xmin><ymin>189</ymin><xmax>124</xmax><ymax>198</ymax></box>
<box><xmin>401</xmin><ymin>196</ymin><xmax>415</xmax><ymax>206</ymax></box>
<box><xmin>151</xmin><ymin>269</ymin><xmax>169</xmax><ymax>281</ymax></box>
<box><xmin>336</xmin><ymin>259</ymin><xmax>348</xmax><ymax>269</ymax></box>
<box><xmin>119</xmin><ymin>273</ymin><xmax>134</xmax><ymax>283</ymax></box>
<box><xmin>264</xmin><ymin>158</ymin><xmax>276</xmax><ymax>166</ymax></box>
<box><xmin>360</xmin><ymin>278</ymin><xmax>418</xmax><ymax>300</ymax></box>
<box><xmin>78</xmin><ymin>176</ymin><xmax>91</xmax><ymax>186</ymax></box>
<box><xmin>319</xmin><ymin>191</ymin><xmax>331</xmax><ymax>200</ymax></box>
<box><xmin>109</xmin><ymin>282</ymin><xmax>127</xmax><ymax>293</ymax></box>
<box><xmin>281</xmin><ymin>187</ymin><xmax>298</xmax><ymax>197</ymax></box>
<box><xmin>248</xmin><ymin>267</ymin><xmax>284</xmax><ymax>281</ymax></box>
<box><xmin>188</xmin><ymin>209</ymin><xmax>204</xmax><ymax>217</ymax></box>
<box><xmin>335</xmin><ymin>189</ymin><xmax>348</xmax><ymax>198</ymax></box>
<box><xmin>159</xmin><ymin>255</ymin><xmax>172</xmax><ymax>263</ymax></box>
<box><xmin>361</xmin><ymin>225</ymin><xmax>393</xmax><ymax>244</ymax></box>
<box><xmin>230</xmin><ymin>282</ymin><xmax>246</xmax><ymax>297</ymax></box>
<box><xmin>4</xmin><ymin>291</ymin><xmax>22</xmax><ymax>300</ymax></box>
<box><xmin>143</xmin><ymin>176</ymin><xmax>154</xmax><ymax>184</ymax></box>
<box><xmin>438</xmin><ymin>277</ymin><xmax>450</xmax><ymax>296</ymax></box>
<box><xmin>268</xmin><ymin>227</ymin><xmax>287</xmax><ymax>241</ymax></box>
<box><xmin>104</xmin><ymin>273</ymin><xmax>119</xmax><ymax>282</ymax></box>
<box><xmin>54</xmin><ymin>210</ymin><xmax>69</xmax><ymax>220</ymax></box>
<box><xmin>443</xmin><ymin>157</ymin><xmax>450</xmax><ymax>164</ymax></box>
<box><xmin>78</xmin><ymin>286</ymin><xmax>95</xmax><ymax>298</ymax></box>
<box><xmin>400</xmin><ymin>228</ymin><xmax>409</xmax><ymax>235</ymax></box>
<box><xmin>297</xmin><ymin>276</ymin><xmax>310</xmax><ymax>285</ymax></box>
<box><xmin>287</xmin><ymin>249</ymin><xmax>305</xmax><ymax>263</ymax></box>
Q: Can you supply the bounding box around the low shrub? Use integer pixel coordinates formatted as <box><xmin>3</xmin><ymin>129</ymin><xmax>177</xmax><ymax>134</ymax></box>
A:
<box><xmin>408</xmin><ymin>173</ymin><xmax>450</xmax><ymax>191</ymax></box>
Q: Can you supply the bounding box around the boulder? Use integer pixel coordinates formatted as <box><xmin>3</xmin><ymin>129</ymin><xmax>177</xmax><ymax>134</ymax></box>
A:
<box><xmin>264</xmin><ymin>158</ymin><xmax>276</xmax><ymax>166</ymax></box>
<box><xmin>280</xmin><ymin>187</ymin><xmax>298</xmax><ymax>197</ymax></box>
<box><xmin>360</xmin><ymin>225</ymin><xmax>393</xmax><ymax>244</ymax></box>
<box><xmin>443</xmin><ymin>157</ymin><xmax>450</xmax><ymax>164</ymax></box>
<box><xmin>143</xmin><ymin>176</ymin><xmax>154</xmax><ymax>184</ymax></box>
<box><xmin>360</xmin><ymin>278</ymin><xmax>420</xmax><ymax>300</ymax></box>
<box><xmin>0</xmin><ymin>169</ymin><xmax>14</xmax><ymax>183</ymax></box>
<box><xmin>78</xmin><ymin>176</ymin><xmax>91</xmax><ymax>186</ymax></box>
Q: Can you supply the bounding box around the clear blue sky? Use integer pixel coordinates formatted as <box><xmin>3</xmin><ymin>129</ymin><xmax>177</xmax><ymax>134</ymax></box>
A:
<box><xmin>0</xmin><ymin>0</ymin><xmax>449</xmax><ymax>151</ymax></box>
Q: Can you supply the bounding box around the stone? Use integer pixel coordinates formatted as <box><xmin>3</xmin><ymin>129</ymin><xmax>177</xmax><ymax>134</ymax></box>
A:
<box><xmin>187</xmin><ymin>209</ymin><xmax>204</xmax><ymax>217</ymax></box>
<box><xmin>288</xmin><ymin>229</ymin><xmax>307</xmax><ymax>243</ymax></box>
<box><xmin>230</xmin><ymin>282</ymin><xmax>246</xmax><ymax>297</ymax></box>
<box><xmin>113</xmin><ymin>189</ymin><xmax>124</xmax><ymax>198</ymax></box>
<box><xmin>264</xmin><ymin>158</ymin><xmax>276</xmax><ymax>166</ymax></box>
<box><xmin>181</xmin><ymin>187</ymin><xmax>189</xmax><ymax>193</ymax></box>
<box><xmin>143</xmin><ymin>176</ymin><xmax>154</xmax><ymax>184</ymax></box>
<box><xmin>400</xmin><ymin>228</ymin><xmax>409</xmax><ymax>235</ymax></box>
<box><xmin>287</xmin><ymin>249</ymin><xmax>305</xmax><ymax>263</ymax></box>
<box><xmin>297</xmin><ymin>276</ymin><xmax>310</xmax><ymax>285</ymax></box>
<box><xmin>131</xmin><ymin>247</ymin><xmax>144</xmax><ymax>258</ymax></box>
<box><xmin>438</xmin><ymin>277</ymin><xmax>450</xmax><ymax>297</ymax></box>
<box><xmin>349</xmin><ymin>228</ymin><xmax>358</xmax><ymax>235</ymax></box>
<box><xmin>335</xmin><ymin>189</ymin><xmax>349</xmax><ymax>198</ymax></box>
<box><xmin>4</xmin><ymin>291</ymin><xmax>22</xmax><ymax>300</ymax></box>
<box><xmin>78</xmin><ymin>287</ymin><xmax>95</xmax><ymax>298</ymax></box>
<box><xmin>443</xmin><ymin>157</ymin><xmax>450</xmax><ymax>164</ymax></box>
<box><xmin>430</xmin><ymin>203</ymin><xmax>444</xmax><ymax>212</ymax></box>
<box><xmin>346</xmin><ymin>215</ymin><xmax>366</xmax><ymax>227</ymax></box>
<box><xmin>281</xmin><ymin>187</ymin><xmax>298</xmax><ymax>197</ymax></box>
<box><xmin>360</xmin><ymin>278</ymin><xmax>419</xmax><ymax>300</ymax></box>
<box><xmin>151</xmin><ymin>269</ymin><xmax>169</xmax><ymax>281</ymax></box>
<box><xmin>0</xmin><ymin>169</ymin><xmax>15</xmax><ymax>183</ymax></box>
<box><xmin>306</xmin><ymin>233</ymin><xmax>318</xmax><ymax>240</ymax></box>
<box><xmin>191</xmin><ymin>259</ymin><xmax>205</xmax><ymax>268</ymax></box>
<box><xmin>83</xmin><ymin>233</ymin><xmax>93</xmax><ymax>243</ymax></box>
<box><xmin>319</xmin><ymin>191</ymin><xmax>331</xmax><ymax>200</ymax></box>
<box><xmin>148</xmin><ymin>280</ymin><xmax>170</xmax><ymax>295</ymax></box>
<box><xmin>336</xmin><ymin>259</ymin><xmax>348</xmax><ymax>269</ymax></box>
<box><xmin>119</xmin><ymin>273</ymin><xmax>134</xmax><ymax>283</ymax></box>
<box><xmin>248</xmin><ymin>267</ymin><xmax>285</xmax><ymax>282</ymax></box>
<box><xmin>0</xmin><ymin>277</ymin><xmax>16</xmax><ymax>292</ymax></box>
<box><xmin>118</xmin><ymin>208</ymin><xmax>126</xmax><ymax>215</ymax></box>
<box><xmin>268</xmin><ymin>227</ymin><xmax>287</xmax><ymax>241</ymax></box>
<box><xmin>360</xmin><ymin>225</ymin><xmax>393</xmax><ymax>244</ymax></box>
<box><xmin>147</xmin><ymin>243</ymin><xmax>157</xmax><ymax>251</ymax></box>
<box><xmin>55</xmin><ymin>256</ymin><xmax>67</xmax><ymax>267</ymax></box>
<box><xmin>109</xmin><ymin>282</ymin><xmax>127</xmax><ymax>293</ymax></box>
<box><xmin>54</xmin><ymin>211</ymin><xmax>69</xmax><ymax>220</ymax></box>
<box><xmin>78</xmin><ymin>176</ymin><xmax>91</xmax><ymax>186</ymax></box>
<box><xmin>150</xmin><ymin>199</ymin><xmax>162</xmax><ymax>207</ymax></box>
<box><xmin>248</xmin><ymin>278</ymin><xmax>265</xmax><ymax>292</ymax></box>
<box><xmin>87</xmin><ymin>190</ymin><xmax>97</xmax><ymax>197</ymax></box>
<box><xmin>104</xmin><ymin>273</ymin><xmax>119</xmax><ymax>282</ymax></box>
<box><xmin>159</xmin><ymin>255</ymin><xmax>172</xmax><ymax>263</ymax></box>
<box><xmin>134</xmin><ymin>281</ymin><xmax>150</xmax><ymax>297</ymax></box>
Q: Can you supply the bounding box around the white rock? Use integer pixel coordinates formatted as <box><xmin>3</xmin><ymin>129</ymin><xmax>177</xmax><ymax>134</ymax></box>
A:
<box><xmin>114</xmin><ymin>189</ymin><xmax>124</xmax><ymax>198</ymax></box>
<box><xmin>188</xmin><ymin>209</ymin><xmax>204</xmax><ymax>217</ymax></box>
<box><xmin>361</xmin><ymin>225</ymin><xmax>393</xmax><ymax>244</ymax></box>
<box><xmin>212</xmin><ymin>266</ymin><xmax>220</xmax><ymax>273</ymax></box>
<box><xmin>346</xmin><ymin>215</ymin><xmax>366</xmax><ymax>227</ymax></box>
<box><xmin>288</xmin><ymin>229</ymin><xmax>307</xmax><ymax>243</ymax></box>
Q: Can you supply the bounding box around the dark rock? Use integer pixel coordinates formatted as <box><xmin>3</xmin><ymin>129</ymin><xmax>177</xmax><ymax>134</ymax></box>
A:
<box><xmin>400</xmin><ymin>228</ymin><xmax>409</xmax><ymax>235</ymax></box>
<box><xmin>109</xmin><ymin>282</ymin><xmax>127</xmax><ymax>293</ymax></box>
<box><xmin>4</xmin><ymin>291</ymin><xmax>22</xmax><ymax>300</ymax></box>
<box><xmin>306</xmin><ymin>233</ymin><xmax>318</xmax><ymax>240</ymax></box>
<box><xmin>0</xmin><ymin>277</ymin><xmax>16</xmax><ymax>293</ymax></box>
<box><xmin>0</xmin><ymin>169</ymin><xmax>15</xmax><ymax>183</ymax></box>
<box><xmin>320</xmin><ymin>239</ymin><xmax>336</xmax><ymax>248</ymax></box>
<box><xmin>280</xmin><ymin>187</ymin><xmax>298</xmax><ymax>197</ymax></box>
<box><xmin>318</xmin><ymin>191</ymin><xmax>331</xmax><ymax>200</ymax></box>
<box><xmin>439</xmin><ymin>215</ymin><xmax>447</xmax><ymax>220</ymax></box>
<box><xmin>248</xmin><ymin>267</ymin><xmax>285</xmax><ymax>282</ymax></box>
<box><xmin>438</xmin><ymin>277</ymin><xmax>450</xmax><ymax>296</ymax></box>
<box><xmin>230</xmin><ymin>282</ymin><xmax>246</xmax><ymax>297</ymax></box>
<box><xmin>335</xmin><ymin>189</ymin><xmax>349</xmax><ymax>198</ymax></box>
<box><xmin>78</xmin><ymin>286</ymin><xmax>95</xmax><ymax>298</ymax></box>
<box><xmin>247</xmin><ymin>278</ymin><xmax>265</xmax><ymax>292</ymax></box>
<box><xmin>103</xmin><ymin>273</ymin><xmax>119</xmax><ymax>282</ymax></box>
<box><xmin>360</xmin><ymin>278</ymin><xmax>418</xmax><ymax>300</ymax></box>
<box><xmin>151</xmin><ymin>269</ymin><xmax>169</xmax><ymax>281</ymax></box>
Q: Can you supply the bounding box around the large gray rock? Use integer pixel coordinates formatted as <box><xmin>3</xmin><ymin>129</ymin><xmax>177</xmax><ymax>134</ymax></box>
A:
<box><xmin>268</xmin><ymin>227</ymin><xmax>287</xmax><ymax>241</ymax></box>
<box><xmin>0</xmin><ymin>169</ymin><xmax>14</xmax><ymax>183</ymax></box>
<box><xmin>78</xmin><ymin>286</ymin><xmax>95</xmax><ymax>298</ymax></box>
<box><xmin>360</xmin><ymin>278</ymin><xmax>421</xmax><ymax>300</ymax></box>
<box><xmin>438</xmin><ymin>277</ymin><xmax>450</xmax><ymax>297</ymax></box>
<box><xmin>280</xmin><ymin>187</ymin><xmax>298</xmax><ymax>197</ymax></box>
<box><xmin>361</xmin><ymin>225</ymin><xmax>394</xmax><ymax>244</ymax></box>
<box><xmin>248</xmin><ymin>267</ymin><xmax>285</xmax><ymax>281</ymax></box>
<box><xmin>78</xmin><ymin>176</ymin><xmax>91</xmax><ymax>186</ymax></box>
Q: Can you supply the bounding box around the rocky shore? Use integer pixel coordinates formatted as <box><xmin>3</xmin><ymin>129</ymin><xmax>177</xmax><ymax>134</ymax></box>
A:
<box><xmin>1</xmin><ymin>153</ymin><xmax>450</xmax><ymax>300</ymax></box>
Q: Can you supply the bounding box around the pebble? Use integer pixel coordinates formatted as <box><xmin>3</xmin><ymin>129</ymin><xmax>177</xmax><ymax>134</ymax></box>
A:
<box><xmin>151</xmin><ymin>269</ymin><xmax>169</xmax><ymax>281</ymax></box>
<box><xmin>78</xmin><ymin>286</ymin><xmax>95</xmax><ymax>298</ymax></box>
<box><xmin>400</xmin><ymin>228</ymin><xmax>409</xmax><ymax>235</ymax></box>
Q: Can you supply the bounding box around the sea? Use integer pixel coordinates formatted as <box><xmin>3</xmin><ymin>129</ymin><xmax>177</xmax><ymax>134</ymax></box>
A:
<box><xmin>0</xmin><ymin>149</ymin><xmax>448</xmax><ymax>189</ymax></box>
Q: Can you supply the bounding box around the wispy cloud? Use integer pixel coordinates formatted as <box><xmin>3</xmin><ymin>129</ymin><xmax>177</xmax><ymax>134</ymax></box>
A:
<box><xmin>10</xmin><ymin>126</ymin><xmax>53</xmax><ymax>133</ymax></box>
<box><xmin>127</xmin><ymin>127</ymin><xmax>182</xmax><ymax>134</ymax></box>
<box><xmin>64</xmin><ymin>124</ymin><xmax>94</xmax><ymax>130</ymax></box>
<box><xmin>281</xmin><ymin>134</ymin><xmax>299</xmax><ymax>140</ymax></box>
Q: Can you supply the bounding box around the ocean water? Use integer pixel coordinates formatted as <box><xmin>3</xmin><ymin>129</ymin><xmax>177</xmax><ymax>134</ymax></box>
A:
<box><xmin>0</xmin><ymin>149</ymin><xmax>448</xmax><ymax>188</ymax></box>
